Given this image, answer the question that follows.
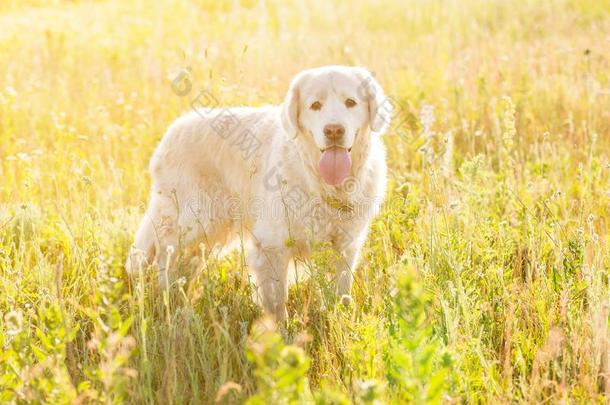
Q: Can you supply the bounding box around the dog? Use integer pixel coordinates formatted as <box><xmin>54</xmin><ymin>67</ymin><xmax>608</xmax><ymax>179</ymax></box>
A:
<box><xmin>126</xmin><ymin>65</ymin><xmax>391</xmax><ymax>321</ymax></box>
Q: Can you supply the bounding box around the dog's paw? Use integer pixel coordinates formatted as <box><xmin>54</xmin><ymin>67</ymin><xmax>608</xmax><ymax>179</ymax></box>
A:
<box><xmin>340</xmin><ymin>294</ymin><xmax>353</xmax><ymax>307</ymax></box>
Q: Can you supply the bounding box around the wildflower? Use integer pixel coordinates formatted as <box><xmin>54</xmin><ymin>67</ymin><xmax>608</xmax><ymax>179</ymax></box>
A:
<box><xmin>176</xmin><ymin>276</ymin><xmax>187</xmax><ymax>287</ymax></box>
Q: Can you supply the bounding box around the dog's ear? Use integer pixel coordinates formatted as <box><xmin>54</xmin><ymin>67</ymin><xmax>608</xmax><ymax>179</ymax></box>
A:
<box><xmin>281</xmin><ymin>71</ymin><xmax>306</xmax><ymax>138</ymax></box>
<box><xmin>355</xmin><ymin>68</ymin><xmax>392</xmax><ymax>134</ymax></box>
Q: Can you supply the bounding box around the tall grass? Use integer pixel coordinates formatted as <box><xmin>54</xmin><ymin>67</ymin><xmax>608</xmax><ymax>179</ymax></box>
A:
<box><xmin>1</xmin><ymin>0</ymin><xmax>609</xmax><ymax>402</ymax></box>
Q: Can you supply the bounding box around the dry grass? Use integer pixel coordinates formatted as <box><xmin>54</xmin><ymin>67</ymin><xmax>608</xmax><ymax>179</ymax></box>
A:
<box><xmin>1</xmin><ymin>0</ymin><xmax>609</xmax><ymax>403</ymax></box>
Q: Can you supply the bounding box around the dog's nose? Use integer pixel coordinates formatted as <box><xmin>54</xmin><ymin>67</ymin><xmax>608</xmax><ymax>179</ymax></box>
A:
<box><xmin>323</xmin><ymin>124</ymin><xmax>345</xmax><ymax>140</ymax></box>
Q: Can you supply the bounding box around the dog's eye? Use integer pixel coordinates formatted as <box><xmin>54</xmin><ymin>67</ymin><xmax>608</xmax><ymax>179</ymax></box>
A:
<box><xmin>345</xmin><ymin>98</ymin><xmax>357</xmax><ymax>108</ymax></box>
<box><xmin>310</xmin><ymin>101</ymin><xmax>322</xmax><ymax>111</ymax></box>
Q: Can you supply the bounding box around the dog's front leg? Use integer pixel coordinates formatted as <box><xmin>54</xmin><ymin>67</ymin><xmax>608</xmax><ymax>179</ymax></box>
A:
<box><xmin>248</xmin><ymin>241</ymin><xmax>290</xmax><ymax>322</ymax></box>
<box><xmin>333</xmin><ymin>231</ymin><xmax>365</xmax><ymax>300</ymax></box>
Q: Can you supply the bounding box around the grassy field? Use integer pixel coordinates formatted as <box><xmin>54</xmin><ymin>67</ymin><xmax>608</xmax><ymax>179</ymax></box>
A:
<box><xmin>1</xmin><ymin>0</ymin><xmax>609</xmax><ymax>403</ymax></box>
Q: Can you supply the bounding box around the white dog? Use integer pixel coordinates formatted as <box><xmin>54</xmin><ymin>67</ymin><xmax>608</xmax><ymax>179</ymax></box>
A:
<box><xmin>126</xmin><ymin>65</ymin><xmax>390</xmax><ymax>321</ymax></box>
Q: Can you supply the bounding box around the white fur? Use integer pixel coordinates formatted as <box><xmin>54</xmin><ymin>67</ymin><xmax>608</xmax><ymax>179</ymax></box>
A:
<box><xmin>126</xmin><ymin>65</ymin><xmax>390</xmax><ymax>320</ymax></box>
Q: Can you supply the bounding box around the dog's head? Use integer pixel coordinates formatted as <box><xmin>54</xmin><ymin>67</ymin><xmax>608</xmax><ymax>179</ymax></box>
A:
<box><xmin>281</xmin><ymin>66</ymin><xmax>391</xmax><ymax>185</ymax></box>
<box><xmin>282</xmin><ymin>65</ymin><xmax>391</xmax><ymax>147</ymax></box>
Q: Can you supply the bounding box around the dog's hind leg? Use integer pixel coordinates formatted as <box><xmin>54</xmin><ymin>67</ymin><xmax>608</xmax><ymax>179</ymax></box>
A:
<box><xmin>125</xmin><ymin>209</ymin><xmax>157</xmax><ymax>276</ymax></box>
<box><xmin>126</xmin><ymin>191</ymin><xmax>182</xmax><ymax>288</ymax></box>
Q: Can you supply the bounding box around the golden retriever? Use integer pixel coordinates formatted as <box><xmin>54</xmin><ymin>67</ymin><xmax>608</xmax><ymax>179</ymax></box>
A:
<box><xmin>126</xmin><ymin>65</ymin><xmax>391</xmax><ymax>321</ymax></box>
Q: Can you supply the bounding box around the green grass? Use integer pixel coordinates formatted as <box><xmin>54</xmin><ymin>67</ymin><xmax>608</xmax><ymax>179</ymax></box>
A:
<box><xmin>1</xmin><ymin>0</ymin><xmax>609</xmax><ymax>403</ymax></box>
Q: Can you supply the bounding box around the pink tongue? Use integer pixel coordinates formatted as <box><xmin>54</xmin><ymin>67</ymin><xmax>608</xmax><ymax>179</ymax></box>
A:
<box><xmin>319</xmin><ymin>147</ymin><xmax>352</xmax><ymax>186</ymax></box>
